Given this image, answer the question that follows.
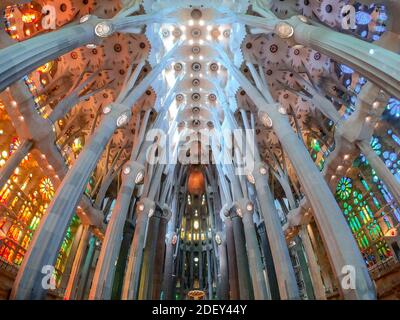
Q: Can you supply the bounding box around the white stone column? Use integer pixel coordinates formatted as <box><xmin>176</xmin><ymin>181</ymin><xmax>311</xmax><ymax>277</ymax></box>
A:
<box><xmin>0</xmin><ymin>16</ymin><xmax>103</xmax><ymax>92</ymax></box>
<box><xmin>162</xmin><ymin>203</ymin><xmax>179</xmax><ymax>300</ymax></box>
<box><xmin>225</xmin><ymin>217</ymin><xmax>240</xmax><ymax>299</ymax></box>
<box><xmin>235</xmin><ymin>198</ymin><xmax>270</xmax><ymax>300</ymax></box>
<box><xmin>152</xmin><ymin>211</ymin><xmax>168</xmax><ymax>299</ymax></box>
<box><xmin>299</xmin><ymin>225</ymin><xmax>326</xmax><ymax>300</ymax></box>
<box><xmin>10</xmin><ymin>104</ymin><xmax>125</xmax><ymax>300</ymax></box>
<box><xmin>269</xmin><ymin>113</ymin><xmax>375</xmax><ymax>299</ymax></box>
<box><xmin>64</xmin><ymin>224</ymin><xmax>91</xmax><ymax>300</ymax></box>
<box><xmin>253</xmin><ymin>162</ymin><xmax>300</xmax><ymax>300</ymax></box>
<box><xmin>60</xmin><ymin>223</ymin><xmax>84</xmax><ymax>290</ymax></box>
<box><xmin>257</xmin><ymin>222</ymin><xmax>280</xmax><ymax>300</ymax></box>
<box><xmin>121</xmin><ymin>198</ymin><xmax>155</xmax><ymax>300</ymax></box>
<box><xmin>138</xmin><ymin>206</ymin><xmax>170</xmax><ymax>300</ymax></box>
<box><xmin>11</xmin><ymin>57</ymin><xmax>167</xmax><ymax>299</ymax></box>
<box><xmin>216</xmin><ymin>232</ymin><xmax>229</xmax><ymax>300</ymax></box>
<box><xmin>0</xmin><ymin>139</ymin><xmax>32</xmax><ymax>188</ymax></box>
<box><xmin>307</xmin><ymin>222</ymin><xmax>336</xmax><ymax>294</ymax></box>
<box><xmin>226</xmin><ymin>208</ymin><xmax>254</xmax><ymax>300</ymax></box>
<box><xmin>75</xmin><ymin>235</ymin><xmax>97</xmax><ymax>299</ymax></box>
<box><xmin>228</xmin><ymin>62</ymin><xmax>376</xmax><ymax>299</ymax></box>
<box><xmin>89</xmin><ymin>161</ymin><xmax>144</xmax><ymax>300</ymax></box>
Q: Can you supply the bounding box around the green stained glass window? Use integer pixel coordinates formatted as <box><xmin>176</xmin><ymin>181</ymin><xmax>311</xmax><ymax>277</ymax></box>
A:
<box><xmin>335</xmin><ymin>174</ymin><xmax>392</xmax><ymax>266</ymax></box>
<box><xmin>336</xmin><ymin>177</ymin><xmax>352</xmax><ymax>200</ymax></box>
<box><xmin>311</xmin><ymin>139</ymin><xmax>321</xmax><ymax>152</ymax></box>
<box><xmin>372</xmin><ymin>196</ymin><xmax>380</xmax><ymax>209</ymax></box>
<box><xmin>361</xmin><ymin>178</ymin><xmax>370</xmax><ymax>191</ymax></box>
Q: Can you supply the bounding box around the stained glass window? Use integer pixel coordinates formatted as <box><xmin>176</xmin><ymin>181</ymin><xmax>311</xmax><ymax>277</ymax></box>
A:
<box><xmin>386</xmin><ymin>98</ymin><xmax>400</xmax><ymax>119</ymax></box>
<box><xmin>336</xmin><ymin>177</ymin><xmax>352</xmax><ymax>200</ymax></box>
<box><xmin>336</xmin><ymin>176</ymin><xmax>392</xmax><ymax>266</ymax></box>
<box><xmin>39</xmin><ymin>177</ymin><xmax>55</xmax><ymax>201</ymax></box>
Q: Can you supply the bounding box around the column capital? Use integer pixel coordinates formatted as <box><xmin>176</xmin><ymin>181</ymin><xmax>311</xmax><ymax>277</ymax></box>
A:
<box><xmin>285</xmin><ymin>206</ymin><xmax>313</xmax><ymax>230</ymax></box>
<box><xmin>253</xmin><ymin>160</ymin><xmax>269</xmax><ymax>176</ymax></box>
<box><xmin>250</xmin><ymin>161</ymin><xmax>269</xmax><ymax>188</ymax></box>
<box><xmin>136</xmin><ymin>197</ymin><xmax>156</xmax><ymax>217</ymax></box>
<box><xmin>274</xmin><ymin>21</ymin><xmax>295</xmax><ymax>40</ymax></box>
<box><xmin>214</xmin><ymin>231</ymin><xmax>226</xmax><ymax>246</ymax></box>
<box><xmin>94</xmin><ymin>21</ymin><xmax>115</xmax><ymax>38</ymax></box>
<box><xmin>122</xmin><ymin>160</ymin><xmax>145</xmax><ymax>184</ymax></box>
<box><xmin>258</xmin><ymin>107</ymin><xmax>277</xmax><ymax>126</ymax></box>
<box><xmin>166</xmin><ymin>231</ymin><xmax>178</xmax><ymax>245</ymax></box>
<box><xmin>79</xmin><ymin>15</ymin><xmax>115</xmax><ymax>40</ymax></box>
<box><xmin>233</xmin><ymin>198</ymin><xmax>254</xmax><ymax>218</ymax></box>
<box><xmin>102</xmin><ymin>103</ymin><xmax>132</xmax><ymax>127</ymax></box>
<box><xmin>219</xmin><ymin>202</ymin><xmax>233</xmax><ymax>221</ymax></box>
<box><xmin>158</xmin><ymin>203</ymin><xmax>172</xmax><ymax>221</ymax></box>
